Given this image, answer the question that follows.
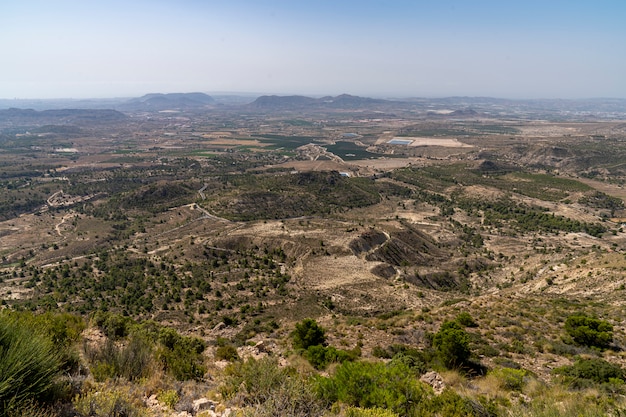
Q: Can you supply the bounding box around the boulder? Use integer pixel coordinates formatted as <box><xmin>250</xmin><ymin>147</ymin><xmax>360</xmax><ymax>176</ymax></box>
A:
<box><xmin>193</xmin><ymin>397</ymin><xmax>215</xmax><ymax>413</ymax></box>
<box><xmin>420</xmin><ymin>371</ymin><xmax>446</xmax><ymax>395</ymax></box>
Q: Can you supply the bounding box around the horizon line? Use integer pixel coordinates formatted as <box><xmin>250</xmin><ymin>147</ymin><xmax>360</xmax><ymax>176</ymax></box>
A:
<box><xmin>2</xmin><ymin>92</ymin><xmax>626</xmax><ymax>102</ymax></box>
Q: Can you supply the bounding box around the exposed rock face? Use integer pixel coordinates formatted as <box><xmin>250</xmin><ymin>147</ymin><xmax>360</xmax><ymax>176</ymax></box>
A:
<box><xmin>350</xmin><ymin>226</ymin><xmax>442</xmax><ymax>267</ymax></box>
<box><xmin>420</xmin><ymin>371</ymin><xmax>446</xmax><ymax>395</ymax></box>
<box><xmin>193</xmin><ymin>398</ymin><xmax>215</xmax><ymax>413</ymax></box>
<box><xmin>370</xmin><ymin>263</ymin><xmax>397</xmax><ymax>279</ymax></box>
<box><xmin>349</xmin><ymin>230</ymin><xmax>388</xmax><ymax>255</ymax></box>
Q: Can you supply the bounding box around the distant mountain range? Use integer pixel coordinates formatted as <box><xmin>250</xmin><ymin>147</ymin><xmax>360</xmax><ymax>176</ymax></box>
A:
<box><xmin>117</xmin><ymin>92</ymin><xmax>216</xmax><ymax>111</ymax></box>
<box><xmin>0</xmin><ymin>93</ymin><xmax>625</xmax><ymax>119</ymax></box>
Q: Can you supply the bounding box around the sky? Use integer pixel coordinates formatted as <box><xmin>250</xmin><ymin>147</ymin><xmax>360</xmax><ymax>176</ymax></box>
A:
<box><xmin>2</xmin><ymin>0</ymin><xmax>626</xmax><ymax>99</ymax></box>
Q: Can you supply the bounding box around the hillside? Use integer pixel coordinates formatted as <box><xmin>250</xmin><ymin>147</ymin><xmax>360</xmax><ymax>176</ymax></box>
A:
<box><xmin>1</xmin><ymin>101</ymin><xmax>626</xmax><ymax>416</ymax></box>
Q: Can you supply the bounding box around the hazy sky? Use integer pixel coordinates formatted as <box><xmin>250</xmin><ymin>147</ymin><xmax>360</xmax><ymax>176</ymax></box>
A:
<box><xmin>2</xmin><ymin>0</ymin><xmax>626</xmax><ymax>99</ymax></box>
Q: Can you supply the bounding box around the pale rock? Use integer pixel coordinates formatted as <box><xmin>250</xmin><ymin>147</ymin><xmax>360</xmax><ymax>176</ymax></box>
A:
<box><xmin>193</xmin><ymin>397</ymin><xmax>215</xmax><ymax>413</ymax></box>
<box><xmin>420</xmin><ymin>371</ymin><xmax>446</xmax><ymax>395</ymax></box>
<box><xmin>145</xmin><ymin>394</ymin><xmax>159</xmax><ymax>407</ymax></box>
<box><xmin>214</xmin><ymin>360</ymin><xmax>230</xmax><ymax>370</ymax></box>
<box><xmin>213</xmin><ymin>322</ymin><xmax>226</xmax><ymax>331</ymax></box>
<box><xmin>254</xmin><ymin>340</ymin><xmax>266</xmax><ymax>352</ymax></box>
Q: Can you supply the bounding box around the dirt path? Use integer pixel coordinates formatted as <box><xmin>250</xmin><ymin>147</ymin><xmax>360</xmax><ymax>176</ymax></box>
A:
<box><xmin>54</xmin><ymin>212</ymin><xmax>74</xmax><ymax>236</ymax></box>
<box><xmin>185</xmin><ymin>203</ymin><xmax>231</xmax><ymax>223</ymax></box>
<box><xmin>47</xmin><ymin>190</ymin><xmax>64</xmax><ymax>206</ymax></box>
<box><xmin>198</xmin><ymin>183</ymin><xmax>208</xmax><ymax>200</ymax></box>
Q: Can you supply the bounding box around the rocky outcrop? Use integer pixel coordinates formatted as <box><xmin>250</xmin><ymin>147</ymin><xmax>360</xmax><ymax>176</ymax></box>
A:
<box><xmin>420</xmin><ymin>371</ymin><xmax>446</xmax><ymax>395</ymax></box>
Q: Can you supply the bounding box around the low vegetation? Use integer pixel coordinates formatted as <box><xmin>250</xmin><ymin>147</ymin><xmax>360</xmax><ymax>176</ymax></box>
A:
<box><xmin>2</xmin><ymin>101</ymin><xmax>626</xmax><ymax>416</ymax></box>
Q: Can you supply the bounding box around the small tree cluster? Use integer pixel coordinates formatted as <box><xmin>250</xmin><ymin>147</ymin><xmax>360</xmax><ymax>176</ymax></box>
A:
<box><xmin>291</xmin><ymin>318</ymin><xmax>327</xmax><ymax>350</ymax></box>
<box><xmin>291</xmin><ymin>319</ymin><xmax>359</xmax><ymax>369</ymax></box>
<box><xmin>565</xmin><ymin>314</ymin><xmax>613</xmax><ymax>348</ymax></box>
<box><xmin>433</xmin><ymin>321</ymin><xmax>471</xmax><ymax>369</ymax></box>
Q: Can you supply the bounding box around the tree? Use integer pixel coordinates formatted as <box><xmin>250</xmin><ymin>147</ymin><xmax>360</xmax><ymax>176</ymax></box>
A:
<box><xmin>291</xmin><ymin>318</ymin><xmax>326</xmax><ymax>350</ymax></box>
<box><xmin>433</xmin><ymin>321</ymin><xmax>471</xmax><ymax>369</ymax></box>
<box><xmin>565</xmin><ymin>314</ymin><xmax>613</xmax><ymax>348</ymax></box>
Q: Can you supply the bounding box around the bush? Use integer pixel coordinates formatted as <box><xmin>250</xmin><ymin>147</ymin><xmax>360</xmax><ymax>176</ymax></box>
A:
<box><xmin>222</xmin><ymin>357</ymin><xmax>325</xmax><ymax>416</ymax></box>
<box><xmin>292</xmin><ymin>318</ymin><xmax>326</xmax><ymax>350</ymax></box>
<box><xmin>316</xmin><ymin>361</ymin><xmax>428</xmax><ymax>415</ymax></box>
<box><xmin>390</xmin><ymin>353</ymin><xmax>428</xmax><ymax>375</ymax></box>
<box><xmin>433</xmin><ymin>321</ymin><xmax>471</xmax><ymax>369</ymax></box>
<box><xmin>0</xmin><ymin>313</ymin><xmax>62</xmax><ymax>415</ymax></box>
<box><xmin>425</xmin><ymin>389</ymin><xmax>488</xmax><ymax>417</ymax></box>
<box><xmin>240</xmin><ymin>375</ymin><xmax>324</xmax><ymax>417</ymax></box>
<box><xmin>5</xmin><ymin>401</ymin><xmax>58</xmax><ymax>417</ymax></box>
<box><xmin>85</xmin><ymin>335</ymin><xmax>154</xmax><ymax>382</ymax></box>
<box><xmin>157</xmin><ymin>389</ymin><xmax>179</xmax><ymax>409</ymax></box>
<box><xmin>157</xmin><ymin>328</ymin><xmax>206</xmax><ymax>381</ymax></box>
<box><xmin>305</xmin><ymin>345</ymin><xmax>359</xmax><ymax>370</ymax></box>
<box><xmin>564</xmin><ymin>314</ymin><xmax>613</xmax><ymax>348</ymax></box>
<box><xmin>93</xmin><ymin>312</ymin><xmax>132</xmax><ymax>340</ymax></box>
<box><xmin>456</xmin><ymin>312</ymin><xmax>478</xmax><ymax>328</ymax></box>
<box><xmin>85</xmin><ymin>323</ymin><xmax>206</xmax><ymax>382</ymax></box>
<box><xmin>73</xmin><ymin>385</ymin><xmax>147</xmax><ymax>417</ymax></box>
<box><xmin>554</xmin><ymin>357</ymin><xmax>624</xmax><ymax>385</ymax></box>
<box><xmin>344</xmin><ymin>406</ymin><xmax>400</xmax><ymax>417</ymax></box>
<box><xmin>318</xmin><ymin>360</ymin><xmax>490</xmax><ymax>417</ymax></box>
<box><xmin>3</xmin><ymin>311</ymin><xmax>84</xmax><ymax>374</ymax></box>
<box><xmin>215</xmin><ymin>345</ymin><xmax>240</xmax><ymax>362</ymax></box>
<box><xmin>221</xmin><ymin>357</ymin><xmax>290</xmax><ymax>403</ymax></box>
<box><xmin>490</xmin><ymin>368</ymin><xmax>527</xmax><ymax>391</ymax></box>
<box><xmin>372</xmin><ymin>345</ymin><xmax>392</xmax><ymax>359</ymax></box>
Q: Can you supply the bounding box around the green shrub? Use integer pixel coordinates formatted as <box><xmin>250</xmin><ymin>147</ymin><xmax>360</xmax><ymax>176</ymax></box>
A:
<box><xmin>292</xmin><ymin>318</ymin><xmax>326</xmax><ymax>350</ymax></box>
<box><xmin>157</xmin><ymin>389</ymin><xmax>179</xmax><ymax>409</ymax></box>
<box><xmin>316</xmin><ymin>361</ymin><xmax>428</xmax><ymax>415</ymax></box>
<box><xmin>305</xmin><ymin>345</ymin><xmax>359</xmax><ymax>370</ymax></box>
<box><xmin>0</xmin><ymin>313</ymin><xmax>62</xmax><ymax>415</ymax></box>
<box><xmin>157</xmin><ymin>327</ymin><xmax>206</xmax><ymax>381</ymax></box>
<box><xmin>554</xmin><ymin>357</ymin><xmax>624</xmax><ymax>385</ymax></box>
<box><xmin>73</xmin><ymin>385</ymin><xmax>147</xmax><ymax>417</ymax></box>
<box><xmin>222</xmin><ymin>357</ymin><xmax>325</xmax><ymax>416</ymax></box>
<box><xmin>372</xmin><ymin>345</ymin><xmax>392</xmax><ymax>359</ymax></box>
<box><xmin>319</xmin><ymin>362</ymin><xmax>489</xmax><ymax>417</ymax></box>
<box><xmin>93</xmin><ymin>312</ymin><xmax>132</xmax><ymax>340</ymax></box>
<box><xmin>90</xmin><ymin>361</ymin><xmax>116</xmax><ymax>382</ymax></box>
<box><xmin>425</xmin><ymin>389</ymin><xmax>488</xmax><ymax>417</ymax></box>
<box><xmin>5</xmin><ymin>401</ymin><xmax>58</xmax><ymax>417</ymax></box>
<box><xmin>564</xmin><ymin>314</ymin><xmax>613</xmax><ymax>348</ymax></box>
<box><xmin>221</xmin><ymin>357</ymin><xmax>290</xmax><ymax>403</ymax></box>
<box><xmin>85</xmin><ymin>335</ymin><xmax>153</xmax><ymax>381</ymax></box>
<box><xmin>490</xmin><ymin>368</ymin><xmax>527</xmax><ymax>391</ymax></box>
<box><xmin>344</xmin><ymin>406</ymin><xmax>400</xmax><ymax>417</ymax></box>
<box><xmin>456</xmin><ymin>312</ymin><xmax>478</xmax><ymax>328</ymax></box>
<box><xmin>240</xmin><ymin>373</ymin><xmax>324</xmax><ymax>417</ymax></box>
<box><xmin>31</xmin><ymin>312</ymin><xmax>85</xmax><ymax>348</ymax></box>
<box><xmin>216</xmin><ymin>345</ymin><xmax>240</xmax><ymax>362</ymax></box>
<box><xmin>390</xmin><ymin>353</ymin><xmax>428</xmax><ymax>375</ymax></box>
<box><xmin>4</xmin><ymin>311</ymin><xmax>84</xmax><ymax>374</ymax></box>
<box><xmin>433</xmin><ymin>321</ymin><xmax>471</xmax><ymax>369</ymax></box>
